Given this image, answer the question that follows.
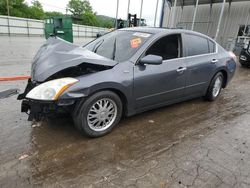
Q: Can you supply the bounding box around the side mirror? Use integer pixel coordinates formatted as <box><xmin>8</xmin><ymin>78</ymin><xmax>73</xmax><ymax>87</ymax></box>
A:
<box><xmin>139</xmin><ymin>55</ymin><xmax>163</xmax><ymax>65</ymax></box>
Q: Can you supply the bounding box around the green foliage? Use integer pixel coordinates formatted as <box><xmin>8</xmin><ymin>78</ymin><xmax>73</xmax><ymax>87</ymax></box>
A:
<box><xmin>0</xmin><ymin>0</ymin><xmax>30</xmax><ymax>18</ymax></box>
<box><xmin>29</xmin><ymin>0</ymin><xmax>45</xmax><ymax>19</ymax></box>
<box><xmin>67</xmin><ymin>0</ymin><xmax>93</xmax><ymax>17</ymax></box>
<box><xmin>67</xmin><ymin>0</ymin><xmax>114</xmax><ymax>28</ymax></box>
<box><xmin>0</xmin><ymin>0</ymin><xmax>112</xmax><ymax>28</ymax></box>
<box><xmin>67</xmin><ymin>0</ymin><xmax>100</xmax><ymax>27</ymax></box>
<box><xmin>0</xmin><ymin>0</ymin><xmax>45</xmax><ymax>19</ymax></box>
<box><xmin>45</xmin><ymin>11</ymin><xmax>63</xmax><ymax>18</ymax></box>
<box><xmin>96</xmin><ymin>15</ymin><xmax>115</xmax><ymax>28</ymax></box>
<box><xmin>81</xmin><ymin>12</ymin><xmax>97</xmax><ymax>26</ymax></box>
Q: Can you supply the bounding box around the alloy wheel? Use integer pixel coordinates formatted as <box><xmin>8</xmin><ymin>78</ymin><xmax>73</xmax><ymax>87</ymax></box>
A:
<box><xmin>87</xmin><ymin>98</ymin><xmax>118</xmax><ymax>131</ymax></box>
<box><xmin>212</xmin><ymin>76</ymin><xmax>222</xmax><ymax>98</ymax></box>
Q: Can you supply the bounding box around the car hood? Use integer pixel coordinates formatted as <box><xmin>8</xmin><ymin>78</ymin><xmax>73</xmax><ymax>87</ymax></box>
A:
<box><xmin>31</xmin><ymin>37</ymin><xmax>117</xmax><ymax>82</ymax></box>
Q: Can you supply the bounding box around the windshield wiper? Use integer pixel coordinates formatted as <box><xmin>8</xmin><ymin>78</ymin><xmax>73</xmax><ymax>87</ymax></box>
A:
<box><xmin>112</xmin><ymin>38</ymin><xmax>117</xmax><ymax>60</ymax></box>
<box><xmin>93</xmin><ymin>39</ymin><xmax>104</xmax><ymax>53</ymax></box>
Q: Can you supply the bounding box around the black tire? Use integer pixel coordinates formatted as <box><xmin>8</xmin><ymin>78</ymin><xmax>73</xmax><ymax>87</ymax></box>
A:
<box><xmin>240</xmin><ymin>63</ymin><xmax>250</xmax><ymax>68</ymax></box>
<box><xmin>204</xmin><ymin>72</ymin><xmax>224</xmax><ymax>101</ymax></box>
<box><xmin>240</xmin><ymin>62</ymin><xmax>246</xmax><ymax>67</ymax></box>
<box><xmin>73</xmin><ymin>91</ymin><xmax>123</xmax><ymax>137</ymax></box>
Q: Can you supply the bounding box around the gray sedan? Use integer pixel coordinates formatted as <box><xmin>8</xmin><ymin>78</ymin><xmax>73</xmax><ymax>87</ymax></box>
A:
<box><xmin>18</xmin><ymin>27</ymin><xmax>237</xmax><ymax>137</ymax></box>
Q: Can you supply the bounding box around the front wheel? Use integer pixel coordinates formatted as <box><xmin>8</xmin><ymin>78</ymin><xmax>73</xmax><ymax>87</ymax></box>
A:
<box><xmin>73</xmin><ymin>91</ymin><xmax>123</xmax><ymax>137</ymax></box>
<box><xmin>204</xmin><ymin>72</ymin><xmax>224</xmax><ymax>101</ymax></box>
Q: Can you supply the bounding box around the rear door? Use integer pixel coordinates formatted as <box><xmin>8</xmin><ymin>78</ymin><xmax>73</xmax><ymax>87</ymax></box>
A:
<box><xmin>183</xmin><ymin>33</ymin><xmax>217</xmax><ymax>96</ymax></box>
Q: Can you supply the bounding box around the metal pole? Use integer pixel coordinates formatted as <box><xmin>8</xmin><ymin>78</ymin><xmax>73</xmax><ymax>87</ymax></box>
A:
<box><xmin>6</xmin><ymin>0</ymin><xmax>10</xmax><ymax>16</ymax></box>
<box><xmin>139</xmin><ymin>0</ymin><xmax>143</xmax><ymax>26</ymax></box>
<box><xmin>206</xmin><ymin>4</ymin><xmax>212</xmax><ymax>34</ymax></box>
<box><xmin>159</xmin><ymin>0</ymin><xmax>166</xmax><ymax>27</ymax></box>
<box><xmin>115</xmin><ymin>0</ymin><xmax>119</xmax><ymax>29</ymax></box>
<box><xmin>214</xmin><ymin>0</ymin><xmax>226</xmax><ymax>41</ymax></box>
<box><xmin>191</xmin><ymin>0</ymin><xmax>199</xmax><ymax>30</ymax></box>
<box><xmin>6</xmin><ymin>0</ymin><xmax>10</xmax><ymax>36</ymax></box>
<box><xmin>171</xmin><ymin>0</ymin><xmax>177</xmax><ymax>28</ymax></box>
<box><xmin>243</xmin><ymin>9</ymin><xmax>250</xmax><ymax>35</ymax></box>
<box><xmin>167</xmin><ymin>1</ymin><xmax>171</xmax><ymax>27</ymax></box>
<box><xmin>154</xmin><ymin>0</ymin><xmax>160</xmax><ymax>27</ymax></box>
<box><xmin>27</xmin><ymin>20</ymin><xmax>29</xmax><ymax>37</ymax></box>
<box><xmin>221</xmin><ymin>2</ymin><xmax>231</xmax><ymax>47</ymax></box>
<box><xmin>127</xmin><ymin>0</ymin><xmax>130</xmax><ymax>27</ymax></box>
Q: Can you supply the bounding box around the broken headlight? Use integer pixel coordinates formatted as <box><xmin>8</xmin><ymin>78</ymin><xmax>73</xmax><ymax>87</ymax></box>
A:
<box><xmin>26</xmin><ymin>78</ymin><xmax>78</xmax><ymax>101</ymax></box>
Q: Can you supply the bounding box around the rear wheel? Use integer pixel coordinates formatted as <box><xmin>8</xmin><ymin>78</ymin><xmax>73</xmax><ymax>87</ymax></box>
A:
<box><xmin>73</xmin><ymin>91</ymin><xmax>123</xmax><ymax>137</ymax></box>
<box><xmin>204</xmin><ymin>72</ymin><xmax>224</xmax><ymax>101</ymax></box>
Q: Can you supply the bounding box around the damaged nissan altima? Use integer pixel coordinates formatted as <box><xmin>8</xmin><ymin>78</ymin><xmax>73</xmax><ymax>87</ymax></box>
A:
<box><xmin>18</xmin><ymin>27</ymin><xmax>237</xmax><ymax>137</ymax></box>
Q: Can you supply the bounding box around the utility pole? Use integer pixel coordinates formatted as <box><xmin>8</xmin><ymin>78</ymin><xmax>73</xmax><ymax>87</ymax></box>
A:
<box><xmin>127</xmin><ymin>0</ymin><xmax>130</xmax><ymax>27</ymax></box>
<box><xmin>154</xmin><ymin>0</ymin><xmax>160</xmax><ymax>27</ymax></box>
<box><xmin>214</xmin><ymin>0</ymin><xmax>226</xmax><ymax>41</ymax></box>
<box><xmin>6</xmin><ymin>0</ymin><xmax>10</xmax><ymax>36</ymax></box>
<box><xmin>6</xmin><ymin>0</ymin><xmax>10</xmax><ymax>16</ymax></box>
<box><xmin>139</xmin><ymin>0</ymin><xmax>143</xmax><ymax>26</ymax></box>
<box><xmin>170</xmin><ymin>0</ymin><xmax>177</xmax><ymax>28</ymax></box>
<box><xmin>115</xmin><ymin>0</ymin><xmax>119</xmax><ymax>29</ymax></box>
<box><xmin>191</xmin><ymin>0</ymin><xmax>199</xmax><ymax>30</ymax></box>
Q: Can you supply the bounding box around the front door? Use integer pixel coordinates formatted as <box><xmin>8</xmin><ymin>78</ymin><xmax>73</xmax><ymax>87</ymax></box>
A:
<box><xmin>133</xmin><ymin>34</ymin><xmax>187</xmax><ymax>110</ymax></box>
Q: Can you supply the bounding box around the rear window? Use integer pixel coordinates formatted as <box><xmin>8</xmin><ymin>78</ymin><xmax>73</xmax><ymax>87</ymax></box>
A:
<box><xmin>185</xmin><ymin>34</ymin><xmax>209</xmax><ymax>56</ymax></box>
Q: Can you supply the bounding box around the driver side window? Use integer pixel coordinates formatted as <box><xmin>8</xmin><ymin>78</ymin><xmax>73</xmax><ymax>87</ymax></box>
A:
<box><xmin>145</xmin><ymin>34</ymin><xmax>182</xmax><ymax>60</ymax></box>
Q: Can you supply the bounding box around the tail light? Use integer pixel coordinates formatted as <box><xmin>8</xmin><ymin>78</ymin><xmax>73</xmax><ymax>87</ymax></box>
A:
<box><xmin>229</xmin><ymin>51</ymin><xmax>237</xmax><ymax>62</ymax></box>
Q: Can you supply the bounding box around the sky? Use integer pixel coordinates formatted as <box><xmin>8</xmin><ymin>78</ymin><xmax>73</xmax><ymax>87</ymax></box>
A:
<box><xmin>25</xmin><ymin>0</ymin><xmax>163</xmax><ymax>26</ymax></box>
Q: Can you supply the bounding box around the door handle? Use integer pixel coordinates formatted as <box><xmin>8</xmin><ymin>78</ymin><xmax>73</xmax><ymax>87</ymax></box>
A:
<box><xmin>211</xmin><ymin>59</ymin><xmax>218</xmax><ymax>64</ymax></box>
<box><xmin>176</xmin><ymin>67</ymin><xmax>187</xmax><ymax>73</ymax></box>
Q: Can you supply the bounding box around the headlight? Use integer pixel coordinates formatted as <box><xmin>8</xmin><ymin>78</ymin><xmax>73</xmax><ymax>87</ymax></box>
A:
<box><xmin>26</xmin><ymin>78</ymin><xmax>78</xmax><ymax>101</ymax></box>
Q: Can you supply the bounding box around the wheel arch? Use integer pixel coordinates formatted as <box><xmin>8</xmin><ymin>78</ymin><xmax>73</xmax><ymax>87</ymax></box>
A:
<box><xmin>210</xmin><ymin>68</ymin><xmax>228</xmax><ymax>89</ymax></box>
<box><xmin>91</xmin><ymin>88</ymin><xmax>129</xmax><ymax>117</ymax></box>
<box><xmin>217</xmin><ymin>69</ymin><xmax>228</xmax><ymax>88</ymax></box>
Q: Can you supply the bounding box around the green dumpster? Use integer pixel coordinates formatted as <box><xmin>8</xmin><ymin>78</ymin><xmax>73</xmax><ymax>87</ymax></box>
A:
<box><xmin>44</xmin><ymin>16</ymin><xmax>73</xmax><ymax>43</ymax></box>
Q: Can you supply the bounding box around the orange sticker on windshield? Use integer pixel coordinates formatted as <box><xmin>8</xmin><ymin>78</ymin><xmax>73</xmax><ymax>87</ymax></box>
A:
<box><xmin>130</xmin><ymin>38</ymin><xmax>142</xmax><ymax>48</ymax></box>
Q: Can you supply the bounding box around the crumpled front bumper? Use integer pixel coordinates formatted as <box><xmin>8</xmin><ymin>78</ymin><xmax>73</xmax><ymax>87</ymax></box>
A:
<box><xmin>18</xmin><ymin>79</ymin><xmax>77</xmax><ymax>121</ymax></box>
<box><xmin>21</xmin><ymin>99</ymin><xmax>75</xmax><ymax>121</ymax></box>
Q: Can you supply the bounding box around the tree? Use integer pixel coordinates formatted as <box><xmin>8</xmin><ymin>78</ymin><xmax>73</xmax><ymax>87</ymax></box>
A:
<box><xmin>0</xmin><ymin>0</ymin><xmax>111</xmax><ymax>28</ymax></box>
<box><xmin>96</xmin><ymin>15</ymin><xmax>114</xmax><ymax>28</ymax></box>
<box><xmin>81</xmin><ymin>12</ymin><xmax>97</xmax><ymax>26</ymax></box>
<box><xmin>67</xmin><ymin>0</ymin><xmax>93</xmax><ymax>17</ymax></box>
<box><xmin>0</xmin><ymin>0</ymin><xmax>45</xmax><ymax>19</ymax></box>
<box><xmin>0</xmin><ymin>0</ymin><xmax>30</xmax><ymax>17</ymax></box>
<box><xmin>45</xmin><ymin>11</ymin><xmax>63</xmax><ymax>18</ymax></box>
<box><xmin>29</xmin><ymin>0</ymin><xmax>45</xmax><ymax>19</ymax></box>
<box><xmin>67</xmin><ymin>0</ymin><xmax>98</xmax><ymax>26</ymax></box>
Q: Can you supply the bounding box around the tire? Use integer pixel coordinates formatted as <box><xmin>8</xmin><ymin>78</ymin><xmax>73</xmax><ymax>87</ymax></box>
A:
<box><xmin>240</xmin><ymin>62</ymin><xmax>246</xmax><ymax>67</ymax></box>
<box><xmin>204</xmin><ymin>72</ymin><xmax>224</xmax><ymax>101</ymax></box>
<box><xmin>240</xmin><ymin>63</ymin><xmax>250</xmax><ymax>68</ymax></box>
<box><xmin>73</xmin><ymin>91</ymin><xmax>123</xmax><ymax>137</ymax></box>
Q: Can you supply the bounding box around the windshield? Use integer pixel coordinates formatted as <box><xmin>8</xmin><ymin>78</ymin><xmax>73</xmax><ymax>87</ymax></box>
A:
<box><xmin>84</xmin><ymin>30</ymin><xmax>152</xmax><ymax>62</ymax></box>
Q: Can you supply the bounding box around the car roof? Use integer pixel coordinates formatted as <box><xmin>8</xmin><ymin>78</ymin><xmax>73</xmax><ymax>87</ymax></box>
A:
<box><xmin>120</xmin><ymin>27</ymin><xmax>213</xmax><ymax>41</ymax></box>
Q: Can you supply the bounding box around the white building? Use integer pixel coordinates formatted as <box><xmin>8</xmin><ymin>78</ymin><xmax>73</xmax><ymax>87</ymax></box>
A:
<box><xmin>161</xmin><ymin>0</ymin><xmax>250</xmax><ymax>50</ymax></box>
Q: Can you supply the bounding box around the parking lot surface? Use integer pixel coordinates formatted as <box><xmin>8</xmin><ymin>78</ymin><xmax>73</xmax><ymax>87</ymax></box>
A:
<box><xmin>1</xmin><ymin>36</ymin><xmax>250</xmax><ymax>188</ymax></box>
